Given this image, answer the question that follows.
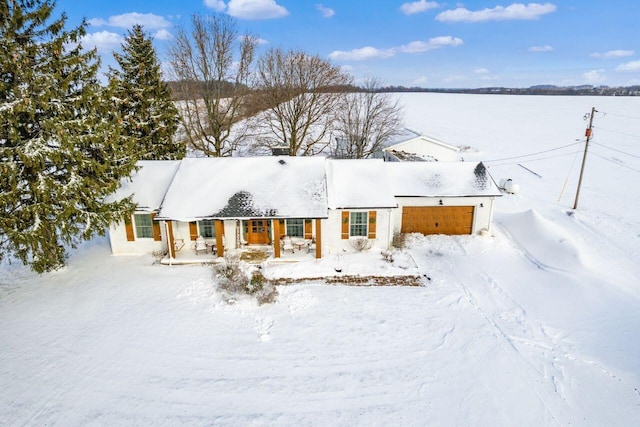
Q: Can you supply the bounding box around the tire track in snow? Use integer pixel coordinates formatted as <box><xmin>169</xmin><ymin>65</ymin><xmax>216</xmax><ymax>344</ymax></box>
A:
<box><xmin>449</xmin><ymin>268</ymin><xmax>567</xmax><ymax>425</ymax></box>
<box><xmin>479</xmin><ymin>273</ymin><xmax>569</xmax><ymax>401</ymax></box>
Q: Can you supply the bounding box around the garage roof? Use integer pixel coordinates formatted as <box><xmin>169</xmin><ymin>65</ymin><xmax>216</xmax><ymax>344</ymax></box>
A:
<box><xmin>385</xmin><ymin>161</ymin><xmax>502</xmax><ymax>197</ymax></box>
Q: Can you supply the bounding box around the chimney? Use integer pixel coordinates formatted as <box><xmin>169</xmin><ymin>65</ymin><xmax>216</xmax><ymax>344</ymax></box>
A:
<box><xmin>271</xmin><ymin>146</ymin><xmax>289</xmax><ymax>156</ymax></box>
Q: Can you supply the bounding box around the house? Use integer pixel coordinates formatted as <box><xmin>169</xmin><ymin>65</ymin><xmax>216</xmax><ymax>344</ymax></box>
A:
<box><xmin>108</xmin><ymin>157</ymin><xmax>501</xmax><ymax>263</ymax></box>
<box><xmin>382</xmin><ymin>133</ymin><xmax>461</xmax><ymax>162</ymax></box>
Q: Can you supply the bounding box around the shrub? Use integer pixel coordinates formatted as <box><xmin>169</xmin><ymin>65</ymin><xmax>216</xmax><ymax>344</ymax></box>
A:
<box><xmin>392</xmin><ymin>233</ymin><xmax>406</xmax><ymax>249</ymax></box>
<box><xmin>349</xmin><ymin>237</ymin><xmax>371</xmax><ymax>252</ymax></box>
<box><xmin>381</xmin><ymin>249</ymin><xmax>394</xmax><ymax>263</ymax></box>
<box><xmin>215</xmin><ymin>253</ymin><xmax>248</xmax><ymax>296</ymax></box>
<box><xmin>247</xmin><ymin>270</ymin><xmax>279</xmax><ymax>304</ymax></box>
<box><xmin>214</xmin><ymin>255</ymin><xmax>277</xmax><ymax>304</ymax></box>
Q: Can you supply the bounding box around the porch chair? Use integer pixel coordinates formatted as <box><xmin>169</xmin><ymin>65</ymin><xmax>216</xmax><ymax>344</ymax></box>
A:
<box><xmin>281</xmin><ymin>235</ymin><xmax>294</xmax><ymax>254</ymax></box>
<box><xmin>194</xmin><ymin>236</ymin><xmax>207</xmax><ymax>255</ymax></box>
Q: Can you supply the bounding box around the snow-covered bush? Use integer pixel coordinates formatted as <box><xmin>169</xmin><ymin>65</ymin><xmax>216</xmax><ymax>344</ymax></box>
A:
<box><xmin>381</xmin><ymin>249</ymin><xmax>394</xmax><ymax>263</ymax></box>
<box><xmin>349</xmin><ymin>238</ymin><xmax>371</xmax><ymax>252</ymax></box>
<box><xmin>392</xmin><ymin>233</ymin><xmax>406</xmax><ymax>249</ymax></box>
<box><xmin>214</xmin><ymin>255</ymin><xmax>277</xmax><ymax>304</ymax></box>
<box><xmin>249</xmin><ymin>270</ymin><xmax>278</xmax><ymax>305</ymax></box>
<box><xmin>215</xmin><ymin>253</ymin><xmax>248</xmax><ymax>296</ymax></box>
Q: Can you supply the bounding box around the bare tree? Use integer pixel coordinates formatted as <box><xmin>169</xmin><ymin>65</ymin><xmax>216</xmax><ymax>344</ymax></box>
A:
<box><xmin>254</xmin><ymin>48</ymin><xmax>352</xmax><ymax>156</ymax></box>
<box><xmin>168</xmin><ymin>14</ymin><xmax>257</xmax><ymax>157</ymax></box>
<box><xmin>332</xmin><ymin>78</ymin><xmax>404</xmax><ymax>159</ymax></box>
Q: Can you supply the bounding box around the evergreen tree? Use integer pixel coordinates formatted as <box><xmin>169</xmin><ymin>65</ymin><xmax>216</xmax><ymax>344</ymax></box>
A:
<box><xmin>109</xmin><ymin>24</ymin><xmax>183</xmax><ymax>160</ymax></box>
<box><xmin>0</xmin><ymin>0</ymin><xmax>137</xmax><ymax>272</ymax></box>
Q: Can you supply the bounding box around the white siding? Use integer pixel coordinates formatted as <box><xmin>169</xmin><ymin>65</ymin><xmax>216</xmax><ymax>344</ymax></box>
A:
<box><xmin>108</xmin><ymin>214</ymin><xmax>167</xmax><ymax>255</ymax></box>
<box><xmin>324</xmin><ymin>209</ymin><xmax>394</xmax><ymax>254</ymax></box>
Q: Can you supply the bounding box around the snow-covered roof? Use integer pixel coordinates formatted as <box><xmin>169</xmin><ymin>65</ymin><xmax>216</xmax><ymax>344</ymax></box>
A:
<box><xmin>385</xmin><ymin>161</ymin><xmax>502</xmax><ymax>197</ymax></box>
<box><xmin>157</xmin><ymin>157</ymin><xmax>328</xmax><ymax>221</ymax></box>
<box><xmin>382</xmin><ymin>135</ymin><xmax>460</xmax><ymax>159</ymax></box>
<box><xmin>107</xmin><ymin>160</ymin><xmax>181</xmax><ymax>211</ymax></box>
<box><xmin>383</xmin><ymin>134</ymin><xmax>460</xmax><ymax>153</ymax></box>
<box><xmin>109</xmin><ymin>157</ymin><xmax>500</xmax><ymax>220</ymax></box>
<box><xmin>326</xmin><ymin>159</ymin><xmax>397</xmax><ymax>209</ymax></box>
<box><xmin>381</xmin><ymin>128</ymin><xmax>422</xmax><ymax>147</ymax></box>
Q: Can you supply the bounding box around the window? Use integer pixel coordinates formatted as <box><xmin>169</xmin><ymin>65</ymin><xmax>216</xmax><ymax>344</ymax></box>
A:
<box><xmin>198</xmin><ymin>220</ymin><xmax>215</xmax><ymax>238</ymax></box>
<box><xmin>134</xmin><ymin>214</ymin><xmax>153</xmax><ymax>238</ymax></box>
<box><xmin>350</xmin><ymin>212</ymin><xmax>368</xmax><ymax>237</ymax></box>
<box><xmin>286</xmin><ymin>219</ymin><xmax>304</xmax><ymax>237</ymax></box>
<box><xmin>342</xmin><ymin>211</ymin><xmax>376</xmax><ymax>240</ymax></box>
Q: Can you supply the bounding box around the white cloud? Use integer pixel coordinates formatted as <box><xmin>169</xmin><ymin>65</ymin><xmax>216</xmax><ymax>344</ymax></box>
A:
<box><xmin>203</xmin><ymin>0</ymin><xmax>227</xmax><ymax>12</ymax></box>
<box><xmin>238</xmin><ymin>35</ymin><xmax>269</xmax><ymax>44</ymax></box>
<box><xmin>154</xmin><ymin>29</ymin><xmax>173</xmax><ymax>40</ymax></box>
<box><xmin>227</xmin><ymin>0</ymin><xmax>289</xmax><ymax>19</ymax></box>
<box><xmin>329</xmin><ymin>46</ymin><xmax>395</xmax><ymax>61</ymax></box>
<box><xmin>81</xmin><ymin>31</ymin><xmax>123</xmax><ymax>53</ymax></box>
<box><xmin>330</xmin><ymin>36</ymin><xmax>462</xmax><ymax>61</ymax></box>
<box><xmin>399</xmin><ymin>36</ymin><xmax>463</xmax><ymax>53</ymax></box>
<box><xmin>474</xmin><ymin>68</ymin><xmax>490</xmax><ymax>74</ymax></box>
<box><xmin>88</xmin><ymin>18</ymin><xmax>108</xmax><ymax>27</ymax></box>
<box><xmin>591</xmin><ymin>49</ymin><xmax>634</xmax><ymax>59</ymax></box>
<box><xmin>436</xmin><ymin>3</ymin><xmax>557</xmax><ymax>23</ymax></box>
<box><xmin>582</xmin><ymin>69</ymin><xmax>606</xmax><ymax>84</ymax></box>
<box><xmin>413</xmin><ymin>76</ymin><xmax>429</xmax><ymax>85</ymax></box>
<box><xmin>89</xmin><ymin>12</ymin><xmax>171</xmax><ymax>29</ymax></box>
<box><xmin>316</xmin><ymin>4</ymin><xmax>335</xmax><ymax>18</ymax></box>
<box><xmin>339</xmin><ymin>64</ymin><xmax>355</xmax><ymax>75</ymax></box>
<box><xmin>529</xmin><ymin>45</ymin><xmax>553</xmax><ymax>52</ymax></box>
<box><xmin>400</xmin><ymin>0</ymin><xmax>439</xmax><ymax>15</ymax></box>
<box><xmin>616</xmin><ymin>60</ymin><xmax>640</xmax><ymax>71</ymax></box>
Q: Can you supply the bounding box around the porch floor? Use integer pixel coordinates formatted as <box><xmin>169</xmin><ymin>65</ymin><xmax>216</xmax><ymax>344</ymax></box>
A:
<box><xmin>160</xmin><ymin>243</ymin><xmax>317</xmax><ymax>265</ymax></box>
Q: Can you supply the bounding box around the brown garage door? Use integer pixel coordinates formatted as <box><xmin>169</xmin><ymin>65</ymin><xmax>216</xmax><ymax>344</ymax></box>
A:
<box><xmin>401</xmin><ymin>206</ymin><xmax>474</xmax><ymax>235</ymax></box>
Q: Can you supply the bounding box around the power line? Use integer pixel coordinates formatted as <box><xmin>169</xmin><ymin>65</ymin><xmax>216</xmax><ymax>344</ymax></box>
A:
<box><xmin>599</xmin><ymin>111</ymin><xmax>640</xmax><ymax>121</ymax></box>
<box><xmin>487</xmin><ymin>151</ymin><xmax>582</xmax><ymax>167</ymax></box>
<box><xmin>590</xmin><ymin>151</ymin><xmax>640</xmax><ymax>174</ymax></box>
<box><xmin>593</xmin><ymin>126</ymin><xmax>640</xmax><ymax>140</ymax></box>
<box><xmin>592</xmin><ymin>141</ymin><xmax>640</xmax><ymax>159</ymax></box>
<box><xmin>483</xmin><ymin>142</ymin><xmax>582</xmax><ymax>163</ymax></box>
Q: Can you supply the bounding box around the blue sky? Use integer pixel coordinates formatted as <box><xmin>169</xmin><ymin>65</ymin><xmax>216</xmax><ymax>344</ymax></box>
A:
<box><xmin>54</xmin><ymin>0</ymin><xmax>639</xmax><ymax>88</ymax></box>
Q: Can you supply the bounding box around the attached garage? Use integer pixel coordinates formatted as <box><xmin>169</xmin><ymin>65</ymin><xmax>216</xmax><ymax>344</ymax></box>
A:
<box><xmin>386</xmin><ymin>160</ymin><xmax>501</xmax><ymax>237</ymax></box>
<box><xmin>401</xmin><ymin>206</ymin><xmax>475</xmax><ymax>235</ymax></box>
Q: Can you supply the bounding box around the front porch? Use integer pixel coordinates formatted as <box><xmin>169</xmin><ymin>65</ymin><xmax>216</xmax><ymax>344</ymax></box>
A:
<box><xmin>163</xmin><ymin>218</ymin><xmax>323</xmax><ymax>263</ymax></box>
<box><xmin>160</xmin><ymin>240</ymin><xmax>319</xmax><ymax>265</ymax></box>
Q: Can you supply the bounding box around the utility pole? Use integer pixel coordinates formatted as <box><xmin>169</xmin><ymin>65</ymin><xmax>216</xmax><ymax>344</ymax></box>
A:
<box><xmin>573</xmin><ymin>107</ymin><xmax>597</xmax><ymax>210</ymax></box>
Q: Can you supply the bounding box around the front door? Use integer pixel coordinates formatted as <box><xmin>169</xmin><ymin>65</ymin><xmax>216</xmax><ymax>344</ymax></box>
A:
<box><xmin>247</xmin><ymin>219</ymin><xmax>270</xmax><ymax>244</ymax></box>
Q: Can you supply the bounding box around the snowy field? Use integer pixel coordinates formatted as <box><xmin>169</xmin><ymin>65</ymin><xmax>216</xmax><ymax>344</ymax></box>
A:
<box><xmin>2</xmin><ymin>93</ymin><xmax>640</xmax><ymax>426</ymax></box>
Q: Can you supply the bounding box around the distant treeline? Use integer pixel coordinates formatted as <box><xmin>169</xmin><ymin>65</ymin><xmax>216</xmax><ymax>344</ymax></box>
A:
<box><xmin>377</xmin><ymin>85</ymin><xmax>640</xmax><ymax>96</ymax></box>
<box><xmin>166</xmin><ymin>81</ymin><xmax>640</xmax><ymax>99</ymax></box>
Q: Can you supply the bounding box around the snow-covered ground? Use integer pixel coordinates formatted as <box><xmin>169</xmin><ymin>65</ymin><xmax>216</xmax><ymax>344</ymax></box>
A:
<box><xmin>2</xmin><ymin>94</ymin><xmax>640</xmax><ymax>425</ymax></box>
